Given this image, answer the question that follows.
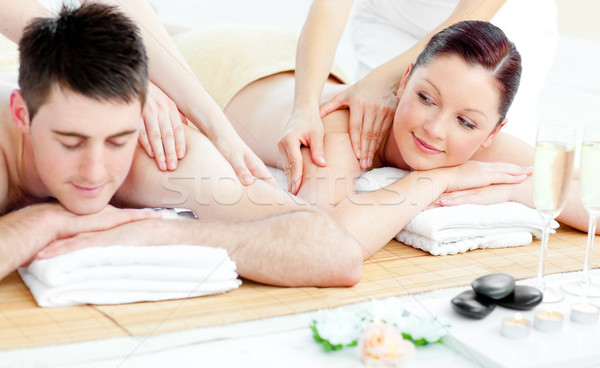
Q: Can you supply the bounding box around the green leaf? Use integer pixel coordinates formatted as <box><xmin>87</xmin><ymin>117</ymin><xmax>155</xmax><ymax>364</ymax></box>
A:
<box><xmin>412</xmin><ymin>338</ymin><xmax>428</xmax><ymax>346</ymax></box>
<box><xmin>311</xmin><ymin>325</ymin><xmax>324</xmax><ymax>342</ymax></box>
<box><xmin>400</xmin><ymin>332</ymin><xmax>443</xmax><ymax>346</ymax></box>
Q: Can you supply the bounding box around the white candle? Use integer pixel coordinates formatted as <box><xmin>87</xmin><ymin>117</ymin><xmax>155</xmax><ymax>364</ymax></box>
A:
<box><xmin>501</xmin><ymin>313</ymin><xmax>531</xmax><ymax>339</ymax></box>
<box><xmin>571</xmin><ymin>303</ymin><xmax>599</xmax><ymax>325</ymax></box>
<box><xmin>533</xmin><ymin>310</ymin><xmax>563</xmax><ymax>333</ymax></box>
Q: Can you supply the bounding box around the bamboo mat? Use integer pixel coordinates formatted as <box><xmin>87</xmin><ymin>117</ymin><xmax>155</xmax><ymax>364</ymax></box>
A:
<box><xmin>0</xmin><ymin>225</ymin><xmax>595</xmax><ymax>351</ymax></box>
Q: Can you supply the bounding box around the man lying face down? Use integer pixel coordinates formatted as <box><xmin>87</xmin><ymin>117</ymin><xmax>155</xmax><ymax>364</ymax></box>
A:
<box><xmin>0</xmin><ymin>3</ymin><xmax>362</xmax><ymax>287</ymax></box>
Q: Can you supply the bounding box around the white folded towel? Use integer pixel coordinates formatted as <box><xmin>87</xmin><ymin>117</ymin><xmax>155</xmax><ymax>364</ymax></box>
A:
<box><xmin>356</xmin><ymin>167</ymin><xmax>558</xmax><ymax>255</ymax></box>
<box><xmin>19</xmin><ymin>245</ymin><xmax>241</xmax><ymax>307</ymax></box>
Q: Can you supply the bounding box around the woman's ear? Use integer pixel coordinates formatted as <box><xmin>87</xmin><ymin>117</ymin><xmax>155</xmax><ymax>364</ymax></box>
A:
<box><xmin>481</xmin><ymin>119</ymin><xmax>507</xmax><ymax>148</ymax></box>
<box><xmin>10</xmin><ymin>90</ymin><xmax>31</xmax><ymax>134</ymax></box>
<box><xmin>396</xmin><ymin>63</ymin><xmax>413</xmax><ymax>99</ymax></box>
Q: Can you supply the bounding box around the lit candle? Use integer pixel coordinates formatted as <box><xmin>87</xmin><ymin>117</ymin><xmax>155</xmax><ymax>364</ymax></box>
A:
<box><xmin>501</xmin><ymin>313</ymin><xmax>531</xmax><ymax>339</ymax></box>
<box><xmin>533</xmin><ymin>310</ymin><xmax>563</xmax><ymax>333</ymax></box>
<box><xmin>571</xmin><ymin>303</ymin><xmax>599</xmax><ymax>325</ymax></box>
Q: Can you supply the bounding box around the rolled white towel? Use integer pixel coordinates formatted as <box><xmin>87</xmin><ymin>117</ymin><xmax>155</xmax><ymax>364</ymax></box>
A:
<box><xmin>356</xmin><ymin>167</ymin><xmax>559</xmax><ymax>255</ymax></box>
<box><xmin>19</xmin><ymin>245</ymin><xmax>241</xmax><ymax>307</ymax></box>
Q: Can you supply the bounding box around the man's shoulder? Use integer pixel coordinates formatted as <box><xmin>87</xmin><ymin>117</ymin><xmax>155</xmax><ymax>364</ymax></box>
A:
<box><xmin>0</xmin><ymin>74</ymin><xmax>27</xmax><ymax>214</ymax></box>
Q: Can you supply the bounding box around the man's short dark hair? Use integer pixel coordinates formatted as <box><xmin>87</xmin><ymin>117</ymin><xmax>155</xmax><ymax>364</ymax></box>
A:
<box><xmin>18</xmin><ymin>2</ymin><xmax>148</xmax><ymax>119</ymax></box>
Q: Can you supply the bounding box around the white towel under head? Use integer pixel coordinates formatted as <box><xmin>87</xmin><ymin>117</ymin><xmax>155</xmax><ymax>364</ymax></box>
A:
<box><xmin>356</xmin><ymin>167</ymin><xmax>558</xmax><ymax>255</ymax></box>
<box><xmin>19</xmin><ymin>245</ymin><xmax>241</xmax><ymax>307</ymax></box>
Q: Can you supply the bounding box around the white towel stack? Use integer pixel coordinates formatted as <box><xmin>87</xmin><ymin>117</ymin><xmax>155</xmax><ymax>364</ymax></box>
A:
<box><xmin>356</xmin><ymin>167</ymin><xmax>558</xmax><ymax>255</ymax></box>
<box><xmin>19</xmin><ymin>245</ymin><xmax>241</xmax><ymax>307</ymax></box>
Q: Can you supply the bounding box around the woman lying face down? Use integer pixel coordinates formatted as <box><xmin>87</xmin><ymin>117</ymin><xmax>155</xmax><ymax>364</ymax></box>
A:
<box><xmin>192</xmin><ymin>20</ymin><xmax>587</xmax><ymax>259</ymax></box>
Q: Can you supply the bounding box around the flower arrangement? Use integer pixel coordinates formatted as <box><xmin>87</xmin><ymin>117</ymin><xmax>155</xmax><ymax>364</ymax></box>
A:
<box><xmin>310</xmin><ymin>300</ymin><xmax>448</xmax><ymax>366</ymax></box>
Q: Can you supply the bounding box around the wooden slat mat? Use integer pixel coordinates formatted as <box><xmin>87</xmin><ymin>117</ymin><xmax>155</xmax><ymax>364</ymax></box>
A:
<box><xmin>0</xmin><ymin>225</ymin><xmax>596</xmax><ymax>350</ymax></box>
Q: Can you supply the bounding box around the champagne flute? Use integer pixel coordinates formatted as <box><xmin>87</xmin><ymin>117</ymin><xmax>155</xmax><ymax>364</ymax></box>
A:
<box><xmin>562</xmin><ymin>124</ymin><xmax>600</xmax><ymax>297</ymax></box>
<box><xmin>533</xmin><ymin>124</ymin><xmax>576</xmax><ymax>303</ymax></box>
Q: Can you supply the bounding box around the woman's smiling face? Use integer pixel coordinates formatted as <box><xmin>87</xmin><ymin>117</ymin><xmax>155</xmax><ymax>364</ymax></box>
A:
<box><xmin>391</xmin><ymin>53</ymin><xmax>504</xmax><ymax>171</ymax></box>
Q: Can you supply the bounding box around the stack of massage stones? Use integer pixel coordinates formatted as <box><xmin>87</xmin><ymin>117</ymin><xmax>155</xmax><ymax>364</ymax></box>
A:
<box><xmin>451</xmin><ymin>273</ymin><xmax>543</xmax><ymax>319</ymax></box>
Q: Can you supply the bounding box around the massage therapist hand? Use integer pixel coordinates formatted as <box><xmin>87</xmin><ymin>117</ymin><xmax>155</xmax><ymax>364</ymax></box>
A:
<box><xmin>319</xmin><ymin>65</ymin><xmax>400</xmax><ymax>171</ymax></box>
<box><xmin>278</xmin><ymin>108</ymin><xmax>326</xmax><ymax>194</ymax></box>
<box><xmin>138</xmin><ymin>82</ymin><xmax>188</xmax><ymax>171</ymax></box>
<box><xmin>139</xmin><ymin>84</ymin><xmax>276</xmax><ymax>186</ymax></box>
<box><xmin>210</xmin><ymin>128</ymin><xmax>278</xmax><ymax>187</ymax></box>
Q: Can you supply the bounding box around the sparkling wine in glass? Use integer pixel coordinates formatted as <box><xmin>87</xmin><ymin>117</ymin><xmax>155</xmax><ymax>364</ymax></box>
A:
<box><xmin>562</xmin><ymin>124</ymin><xmax>600</xmax><ymax>297</ymax></box>
<box><xmin>533</xmin><ymin>124</ymin><xmax>576</xmax><ymax>303</ymax></box>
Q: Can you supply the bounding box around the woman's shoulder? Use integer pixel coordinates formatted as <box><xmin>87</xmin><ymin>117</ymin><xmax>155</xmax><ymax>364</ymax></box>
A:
<box><xmin>321</xmin><ymin>109</ymin><xmax>364</xmax><ymax>177</ymax></box>
<box><xmin>471</xmin><ymin>132</ymin><xmax>534</xmax><ymax>166</ymax></box>
<box><xmin>322</xmin><ymin>109</ymin><xmax>350</xmax><ymax>135</ymax></box>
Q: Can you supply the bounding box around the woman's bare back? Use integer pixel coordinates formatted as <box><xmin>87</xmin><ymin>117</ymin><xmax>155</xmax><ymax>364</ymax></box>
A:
<box><xmin>224</xmin><ymin>72</ymin><xmax>364</xmax><ymax>211</ymax></box>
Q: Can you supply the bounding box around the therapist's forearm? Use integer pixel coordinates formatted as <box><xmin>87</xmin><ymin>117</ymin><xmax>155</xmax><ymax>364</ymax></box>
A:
<box><xmin>91</xmin><ymin>0</ymin><xmax>235</xmax><ymax>140</ymax></box>
<box><xmin>293</xmin><ymin>0</ymin><xmax>353</xmax><ymax>111</ymax></box>
<box><xmin>0</xmin><ymin>0</ymin><xmax>52</xmax><ymax>43</ymax></box>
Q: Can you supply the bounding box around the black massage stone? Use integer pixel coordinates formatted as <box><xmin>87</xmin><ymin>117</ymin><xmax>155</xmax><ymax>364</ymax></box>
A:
<box><xmin>472</xmin><ymin>273</ymin><xmax>515</xmax><ymax>300</ymax></box>
<box><xmin>496</xmin><ymin>285</ymin><xmax>543</xmax><ymax>311</ymax></box>
<box><xmin>451</xmin><ymin>290</ymin><xmax>496</xmax><ymax>319</ymax></box>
